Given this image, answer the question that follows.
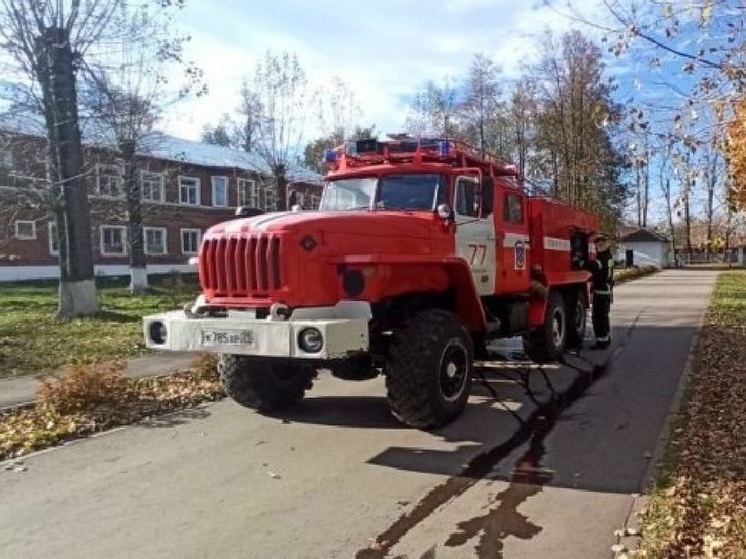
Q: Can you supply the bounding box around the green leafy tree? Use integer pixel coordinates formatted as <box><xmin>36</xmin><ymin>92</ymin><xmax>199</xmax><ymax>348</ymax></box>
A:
<box><xmin>531</xmin><ymin>31</ymin><xmax>628</xmax><ymax>229</ymax></box>
<box><xmin>303</xmin><ymin>126</ymin><xmax>376</xmax><ymax>174</ymax></box>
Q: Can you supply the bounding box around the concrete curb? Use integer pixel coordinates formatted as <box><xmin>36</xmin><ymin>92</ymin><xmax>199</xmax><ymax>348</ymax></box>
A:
<box><xmin>612</xmin><ymin>276</ymin><xmax>714</xmax><ymax>558</ymax></box>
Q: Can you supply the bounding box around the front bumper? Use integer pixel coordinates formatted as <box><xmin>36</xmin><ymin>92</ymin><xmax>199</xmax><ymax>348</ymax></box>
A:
<box><xmin>143</xmin><ymin>303</ymin><xmax>370</xmax><ymax>359</ymax></box>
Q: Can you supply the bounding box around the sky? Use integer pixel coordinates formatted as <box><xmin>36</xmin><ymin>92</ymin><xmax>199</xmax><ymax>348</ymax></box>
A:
<box><xmin>163</xmin><ymin>0</ymin><xmax>611</xmax><ymax>140</ymax></box>
<box><xmin>0</xmin><ymin>0</ymin><xmax>724</xmax><ymax>225</ymax></box>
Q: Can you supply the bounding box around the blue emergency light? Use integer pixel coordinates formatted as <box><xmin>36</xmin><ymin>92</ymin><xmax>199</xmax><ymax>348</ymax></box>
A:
<box><xmin>438</xmin><ymin>140</ymin><xmax>450</xmax><ymax>155</ymax></box>
<box><xmin>323</xmin><ymin>149</ymin><xmax>337</xmax><ymax>163</ymax></box>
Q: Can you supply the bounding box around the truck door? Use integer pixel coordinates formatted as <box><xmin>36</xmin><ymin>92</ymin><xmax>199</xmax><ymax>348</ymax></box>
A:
<box><xmin>454</xmin><ymin>176</ymin><xmax>496</xmax><ymax>296</ymax></box>
<box><xmin>498</xmin><ymin>187</ymin><xmax>531</xmax><ymax>294</ymax></box>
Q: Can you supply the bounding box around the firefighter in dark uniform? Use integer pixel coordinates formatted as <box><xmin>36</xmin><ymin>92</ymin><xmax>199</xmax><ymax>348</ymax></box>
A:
<box><xmin>589</xmin><ymin>236</ymin><xmax>614</xmax><ymax>349</ymax></box>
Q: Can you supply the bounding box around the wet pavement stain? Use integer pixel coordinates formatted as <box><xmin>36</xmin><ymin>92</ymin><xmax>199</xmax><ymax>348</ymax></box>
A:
<box><xmin>356</xmin><ymin>313</ymin><xmax>641</xmax><ymax>559</ymax></box>
<box><xmin>444</xmin><ymin>382</ymin><xmax>556</xmax><ymax>557</ymax></box>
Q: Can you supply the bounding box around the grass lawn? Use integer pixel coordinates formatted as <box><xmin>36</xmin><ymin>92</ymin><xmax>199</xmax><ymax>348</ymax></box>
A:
<box><xmin>639</xmin><ymin>272</ymin><xmax>746</xmax><ymax>558</ymax></box>
<box><xmin>0</xmin><ymin>274</ymin><xmax>198</xmax><ymax>378</ymax></box>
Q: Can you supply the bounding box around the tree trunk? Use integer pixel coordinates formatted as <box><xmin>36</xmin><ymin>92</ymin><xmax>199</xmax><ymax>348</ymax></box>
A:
<box><xmin>640</xmin><ymin>136</ymin><xmax>650</xmax><ymax>228</ymax></box>
<box><xmin>684</xmin><ymin>191</ymin><xmax>692</xmax><ymax>263</ymax></box>
<box><xmin>121</xmin><ymin>140</ymin><xmax>148</xmax><ymax>293</ymax></box>
<box><xmin>636</xmin><ymin>164</ymin><xmax>642</xmax><ymax>227</ymax></box>
<box><xmin>35</xmin><ymin>27</ymin><xmax>98</xmax><ymax>317</ymax></box>
<box><xmin>705</xmin><ymin>151</ymin><xmax>718</xmax><ymax>263</ymax></box>
<box><xmin>274</xmin><ymin>164</ymin><xmax>288</xmax><ymax>211</ymax></box>
<box><xmin>665</xmin><ymin>178</ymin><xmax>675</xmax><ymax>262</ymax></box>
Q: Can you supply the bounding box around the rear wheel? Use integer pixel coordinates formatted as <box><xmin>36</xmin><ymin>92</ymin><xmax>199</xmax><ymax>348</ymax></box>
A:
<box><xmin>218</xmin><ymin>355</ymin><xmax>316</xmax><ymax>412</ymax></box>
<box><xmin>384</xmin><ymin>309</ymin><xmax>473</xmax><ymax>429</ymax></box>
<box><xmin>523</xmin><ymin>291</ymin><xmax>567</xmax><ymax>363</ymax></box>
<box><xmin>565</xmin><ymin>290</ymin><xmax>588</xmax><ymax>350</ymax></box>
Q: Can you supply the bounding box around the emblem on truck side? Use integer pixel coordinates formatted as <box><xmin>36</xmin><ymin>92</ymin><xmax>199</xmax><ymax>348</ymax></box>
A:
<box><xmin>515</xmin><ymin>240</ymin><xmax>526</xmax><ymax>270</ymax></box>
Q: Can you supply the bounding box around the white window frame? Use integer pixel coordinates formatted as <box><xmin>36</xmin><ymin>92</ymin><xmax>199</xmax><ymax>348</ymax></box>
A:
<box><xmin>14</xmin><ymin>220</ymin><xmax>36</xmax><ymax>240</ymax></box>
<box><xmin>179</xmin><ymin>175</ymin><xmax>201</xmax><ymax>206</ymax></box>
<box><xmin>100</xmin><ymin>225</ymin><xmax>128</xmax><ymax>256</ymax></box>
<box><xmin>211</xmin><ymin>176</ymin><xmax>228</xmax><ymax>207</ymax></box>
<box><xmin>237</xmin><ymin>178</ymin><xmax>257</xmax><ymax>207</ymax></box>
<box><xmin>180</xmin><ymin>228</ymin><xmax>201</xmax><ymax>255</ymax></box>
<box><xmin>144</xmin><ymin>226</ymin><xmax>168</xmax><ymax>255</ymax></box>
<box><xmin>48</xmin><ymin>221</ymin><xmax>59</xmax><ymax>255</ymax></box>
<box><xmin>140</xmin><ymin>170</ymin><xmax>166</xmax><ymax>203</ymax></box>
<box><xmin>0</xmin><ymin>148</ymin><xmax>12</xmax><ymax>169</ymax></box>
<box><xmin>96</xmin><ymin>163</ymin><xmax>124</xmax><ymax>198</ymax></box>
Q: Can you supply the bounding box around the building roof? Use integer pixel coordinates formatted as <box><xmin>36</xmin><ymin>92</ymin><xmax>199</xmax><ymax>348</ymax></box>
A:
<box><xmin>140</xmin><ymin>134</ymin><xmax>322</xmax><ymax>183</ymax></box>
<box><xmin>0</xmin><ymin>111</ymin><xmax>322</xmax><ymax>183</ymax></box>
<box><xmin>620</xmin><ymin>228</ymin><xmax>670</xmax><ymax>243</ymax></box>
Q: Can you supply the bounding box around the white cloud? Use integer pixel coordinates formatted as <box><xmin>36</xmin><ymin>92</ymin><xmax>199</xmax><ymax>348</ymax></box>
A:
<box><xmin>162</xmin><ymin>0</ymin><xmax>614</xmax><ymax>141</ymax></box>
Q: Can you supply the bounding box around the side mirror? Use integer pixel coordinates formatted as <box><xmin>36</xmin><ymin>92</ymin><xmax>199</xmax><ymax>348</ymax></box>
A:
<box><xmin>436</xmin><ymin>203</ymin><xmax>453</xmax><ymax>221</ymax></box>
<box><xmin>481</xmin><ymin>177</ymin><xmax>494</xmax><ymax>216</ymax></box>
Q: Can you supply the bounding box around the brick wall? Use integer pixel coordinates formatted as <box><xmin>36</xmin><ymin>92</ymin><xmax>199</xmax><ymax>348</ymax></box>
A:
<box><xmin>0</xmin><ymin>132</ymin><xmax>322</xmax><ymax>276</ymax></box>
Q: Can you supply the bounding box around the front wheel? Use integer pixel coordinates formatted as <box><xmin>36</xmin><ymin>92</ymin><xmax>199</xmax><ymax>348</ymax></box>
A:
<box><xmin>384</xmin><ymin>309</ymin><xmax>473</xmax><ymax>429</ymax></box>
<box><xmin>523</xmin><ymin>291</ymin><xmax>567</xmax><ymax>363</ymax></box>
<box><xmin>218</xmin><ymin>355</ymin><xmax>316</xmax><ymax>412</ymax></box>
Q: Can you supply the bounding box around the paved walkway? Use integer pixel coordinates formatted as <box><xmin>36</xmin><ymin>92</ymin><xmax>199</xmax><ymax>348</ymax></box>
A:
<box><xmin>0</xmin><ymin>352</ymin><xmax>195</xmax><ymax>409</ymax></box>
<box><xmin>0</xmin><ymin>270</ymin><xmax>719</xmax><ymax>559</ymax></box>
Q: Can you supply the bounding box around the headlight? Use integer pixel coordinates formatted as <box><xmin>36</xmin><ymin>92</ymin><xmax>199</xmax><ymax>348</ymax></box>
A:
<box><xmin>298</xmin><ymin>327</ymin><xmax>324</xmax><ymax>353</ymax></box>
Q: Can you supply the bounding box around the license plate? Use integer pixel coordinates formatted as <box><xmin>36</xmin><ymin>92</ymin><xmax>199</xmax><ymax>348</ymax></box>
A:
<box><xmin>202</xmin><ymin>329</ymin><xmax>255</xmax><ymax>347</ymax></box>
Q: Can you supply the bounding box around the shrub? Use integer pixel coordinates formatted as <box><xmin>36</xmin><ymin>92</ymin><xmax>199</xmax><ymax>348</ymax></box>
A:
<box><xmin>37</xmin><ymin>361</ymin><xmax>134</xmax><ymax>416</ymax></box>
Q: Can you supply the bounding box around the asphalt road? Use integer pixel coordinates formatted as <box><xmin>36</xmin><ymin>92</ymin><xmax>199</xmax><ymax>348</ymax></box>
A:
<box><xmin>0</xmin><ymin>270</ymin><xmax>718</xmax><ymax>559</ymax></box>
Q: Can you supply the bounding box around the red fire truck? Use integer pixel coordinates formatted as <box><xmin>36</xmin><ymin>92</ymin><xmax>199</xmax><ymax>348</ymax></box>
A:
<box><xmin>144</xmin><ymin>138</ymin><xmax>599</xmax><ymax>428</ymax></box>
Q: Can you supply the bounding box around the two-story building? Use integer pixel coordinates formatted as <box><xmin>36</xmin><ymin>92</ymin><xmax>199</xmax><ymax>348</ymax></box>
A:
<box><xmin>0</xmin><ymin>119</ymin><xmax>322</xmax><ymax>281</ymax></box>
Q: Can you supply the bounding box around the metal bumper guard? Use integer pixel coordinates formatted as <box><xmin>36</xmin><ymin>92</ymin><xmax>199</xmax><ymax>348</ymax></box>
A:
<box><xmin>143</xmin><ymin>302</ymin><xmax>371</xmax><ymax>359</ymax></box>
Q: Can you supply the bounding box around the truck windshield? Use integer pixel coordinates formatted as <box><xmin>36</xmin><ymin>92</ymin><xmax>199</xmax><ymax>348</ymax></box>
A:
<box><xmin>320</xmin><ymin>174</ymin><xmax>444</xmax><ymax>211</ymax></box>
<box><xmin>377</xmin><ymin>174</ymin><xmax>443</xmax><ymax>210</ymax></box>
<box><xmin>320</xmin><ymin>178</ymin><xmax>376</xmax><ymax>211</ymax></box>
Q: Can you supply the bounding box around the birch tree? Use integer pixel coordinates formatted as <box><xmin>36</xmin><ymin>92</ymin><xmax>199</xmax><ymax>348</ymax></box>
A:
<box><xmin>83</xmin><ymin>1</ymin><xmax>204</xmax><ymax>292</ymax></box>
<box><xmin>251</xmin><ymin>51</ymin><xmax>312</xmax><ymax>211</ymax></box>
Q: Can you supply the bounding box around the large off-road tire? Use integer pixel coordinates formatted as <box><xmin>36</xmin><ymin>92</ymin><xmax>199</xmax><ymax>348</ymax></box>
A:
<box><xmin>384</xmin><ymin>309</ymin><xmax>473</xmax><ymax>429</ymax></box>
<box><xmin>523</xmin><ymin>291</ymin><xmax>567</xmax><ymax>363</ymax></box>
<box><xmin>565</xmin><ymin>289</ymin><xmax>588</xmax><ymax>350</ymax></box>
<box><xmin>217</xmin><ymin>355</ymin><xmax>316</xmax><ymax>412</ymax></box>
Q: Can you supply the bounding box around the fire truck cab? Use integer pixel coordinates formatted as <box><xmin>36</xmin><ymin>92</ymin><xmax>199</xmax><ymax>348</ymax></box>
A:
<box><xmin>144</xmin><ymin>137</ymin><xmax>598</xmax><ymax>428</ymax></box>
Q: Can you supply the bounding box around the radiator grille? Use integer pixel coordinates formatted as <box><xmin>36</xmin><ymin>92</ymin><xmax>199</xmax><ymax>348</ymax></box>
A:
<box><xmin>200</xmin><ymin>234</ymin><xmax>283</xmax><ymax>297</ymax></box>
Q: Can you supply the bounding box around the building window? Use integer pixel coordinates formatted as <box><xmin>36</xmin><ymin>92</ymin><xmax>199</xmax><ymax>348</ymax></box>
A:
<box><xmin>503</xmin><ymin>193</ymin><xmax>524</xmax><ymax>224</ymax></box>
<box><xmin>237</xmin><ymin>178</ymin><xmax>257</xmax><ymax>207</ymax></box>
<box><xmin>48</xmin><ymin>222</ymin><xmax>59</xmax><ymax>255</ymax></box>
<box><xmin>96</xmin><ymin>164</ymin><xmax>124</xmax><ymax>198</ymax></box>
<box><xmin>100</xmin><ymin>225</ymin><xmax>127</xmax><ymax>256</ymax></box>
<box><xmin>179</xmin><ymin>176</ymin><xmax>200</xmax><ymax>205</ymax></box>
<box><xmin>0</xmin><ymin>149</ymin><xmax>12</xmax><ymax>169</ymax></box>
<box><xmin>181</xmin><ymin>228</ymin><xmax>201</xmax><ymax>255</ymax></box>
<box><xmin>141</xmin><ymin>171</ymin><xmax>165</xmax><ymax>202</ymax></box>
<box><xmin>14</xmin><ymin>220</ymin><xmax>36</xmax><ymax>240</ymax></box>
<box><xmin>212</xmin><ymin>176</ymin><xmax>228</xmax><ymax>207</ymax></box>
<box><xmin>144</xmin><ymin>227</ymin><xmax>167</xmax><ymax>255</ymax></box>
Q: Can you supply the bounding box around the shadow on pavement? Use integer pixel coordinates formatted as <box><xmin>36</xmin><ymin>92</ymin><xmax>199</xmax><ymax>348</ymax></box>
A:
<box><xmin>269</xmin><ymin>395</ymin><xmax>407</xmax><ymax>430</ymax></box>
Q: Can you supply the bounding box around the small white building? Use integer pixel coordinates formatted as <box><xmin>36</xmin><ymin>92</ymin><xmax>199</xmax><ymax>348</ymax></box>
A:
<box><xmin>617</xmin><ymin>228</ymin><xmax>671</xmax><ymax>268</ymax></box>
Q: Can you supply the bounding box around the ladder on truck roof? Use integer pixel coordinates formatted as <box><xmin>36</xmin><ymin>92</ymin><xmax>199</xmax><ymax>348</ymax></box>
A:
<box><xmin>324</xmin><ymin>136</ymin><xmax>521</xmax><ymax>180</ymax></box>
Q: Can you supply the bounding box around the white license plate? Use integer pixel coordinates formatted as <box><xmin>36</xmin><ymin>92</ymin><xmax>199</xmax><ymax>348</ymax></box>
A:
<box><xmin>202</xmin><ymin>329</ymin><xmax>255</xmax><ymax>347</ymax></box>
